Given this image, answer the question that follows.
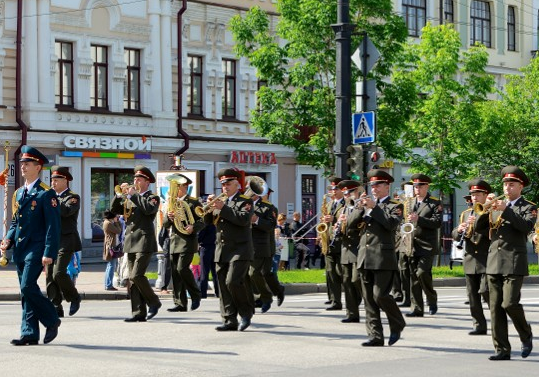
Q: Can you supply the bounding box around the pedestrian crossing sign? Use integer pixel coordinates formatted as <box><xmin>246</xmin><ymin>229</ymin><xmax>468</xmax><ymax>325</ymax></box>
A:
<box><xmin>352</xmin><ymin>112</ymin><xmax>376</xmax><ymax>144</ymax></box>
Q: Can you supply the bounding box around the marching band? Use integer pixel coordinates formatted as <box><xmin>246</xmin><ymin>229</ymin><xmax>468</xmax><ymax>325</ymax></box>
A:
<box><xmin>0</xmin><ymin>147</ymin><xmax>537</xmax><ymax>359</ymax></box>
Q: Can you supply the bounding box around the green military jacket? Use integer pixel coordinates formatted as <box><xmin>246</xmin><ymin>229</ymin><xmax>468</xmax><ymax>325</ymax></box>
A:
<box><xmin>340</xmin><ymin>204</ymin><xmax>362</xmax><ymax>265</ymax></box>
<box><xmin>326</xmin><ymin>198</ymin><xmax>345</xmax><ymax>256</ymax></box>
<box><xmin>412</xmin><ymin>193</ymin><xmax>442</xmax><ymax>257</ymax></box>
<box><xmin>163</xmin><ymin>196</ymin><xmax>205</xmax><ymax>255</ymax></box>
<box><xmin>357</xmin><ymin>197</ymin><xmax>403</xmax><ymax>271</ymax></box>
<box><xmin>487</xmin><ymin>197</ymin><xmax>537</xmax><ymax>276</ymax></box>
<box><xmin>251</xmin><ymin>199</ymin><xmax>277</xmax><ymax>258</ymax></box>
<box><xmin>111</xmin><ymin>190</ymin><xmax>160</xmax><ymax>254</ymax></box>
<box><xmin>451</xmin><ymin>208</ymin><xmax>489</xmax><ymax>274</ymax></box>
<box><xmin>57</xmin><ymin>189</ymin><xmax>82</xmax><ymax>252</ymax></box>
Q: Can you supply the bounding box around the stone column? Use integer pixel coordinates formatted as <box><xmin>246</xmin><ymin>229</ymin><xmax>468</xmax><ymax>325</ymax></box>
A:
<box><xmin>37</xmin><ymin>0</ymin><xmax>51</xmax><ymax>105</ymax></box>
<box><xmin>24</xmin><ymin>0</ymin><xmax>39</xmax><ymax>108</ymax></box>
<box><xmin>160</xmin><ymin>0</ymin><xmax>173</xmax><ymax>114</ymax></box>
<box><xmin>148</xmin><ymin>0</ymin><xmax>162</xmax><ymax>114</ymax></box>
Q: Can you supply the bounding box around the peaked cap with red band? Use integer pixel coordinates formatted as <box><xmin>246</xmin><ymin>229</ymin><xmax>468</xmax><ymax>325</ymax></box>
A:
<box><xmin>337</xmin><ymin>180</ymin><xmax>361</xmax><ymax>194</ymax></box>
<box><xmin>327</xmin><ymin>176</ymin><xmax>343</xmax><ymax>190</ymax></box>
<box><xmin>501</xmin><ymin>165</ymin><xmax>529</xmax><ymax>186</ymax></box>
<box><xmin>217</xmin><ymin>168</ymin><xmax>242</xmax><ymax>184</ymax></box>
<box><xmin>51</xmin><ymin>165</ymin><xmax>73</xmax><ymax>181</ymax></box>
<box><xmin>134</xmin><ymin>165</ymin><xmax>156</xmax><ymax>183</ymax></box>
<box><xmin>367</xmin><ymin>169</ymin><xmax>394</xmax><ymax>185</ymax></box>
<box><xmin>411</xmin><ymin>173</ymin><xmax>431</xmax><ymax>185</ymax></box>
<box><xmin>467</xmin><ymin>178</ymin><xmax>492</xmax><ymax>194</ymax></box>
<box><xmin>20</xmin><ymin>145</ymin><xmax>48</xmax><ymax>165</ymax></box>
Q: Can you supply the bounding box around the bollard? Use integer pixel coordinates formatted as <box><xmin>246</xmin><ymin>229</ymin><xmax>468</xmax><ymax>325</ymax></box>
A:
<box><xmin>155</xmin><ymin>252</ymin><xmax>165</xmax><ymax>289</ymax></box>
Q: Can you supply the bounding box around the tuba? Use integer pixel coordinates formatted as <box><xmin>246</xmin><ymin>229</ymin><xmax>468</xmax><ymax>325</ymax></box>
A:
<box><xmin>166</xmin><ymin>174</ymin><xmax>196</xmax><ymax>235</ymax></box>
<box><xmin>244</xmin><ymin>176</ymin><xmax>267</xmax><ymax>198</ymax></box>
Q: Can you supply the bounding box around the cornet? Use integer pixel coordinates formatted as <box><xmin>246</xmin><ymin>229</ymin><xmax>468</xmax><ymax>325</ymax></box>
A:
<box><xmin>195</xmin><ymin>193</ymin><xmax>228</xmax><ymax>217</ymax></box>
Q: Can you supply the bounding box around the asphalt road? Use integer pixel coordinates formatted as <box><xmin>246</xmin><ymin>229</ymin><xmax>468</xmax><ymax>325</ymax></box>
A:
<box><xmin>1</xmin><ymin>287</ymin><xmax>539</xmax><ymax>377</ymax></box>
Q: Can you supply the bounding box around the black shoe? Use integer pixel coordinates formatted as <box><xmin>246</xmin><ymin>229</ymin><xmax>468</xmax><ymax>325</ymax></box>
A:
<box><xmin>147</xmin><ymin>302</ymin><xmax>162</xmax><ymax>320</ymax></box>
<box><xmin>277</xmin><ymin>286</ymin><xmax>285</xmax><ymax>307</ymax></box>
<box><xmin>428</xmin><ymin>304</ymin><xmax>438</xmax><ymax>315</ymax></box>
<box><xmin>124</xmin><ymin>315</ymin><xmax>147</xmax><ymax>322</ymax></box>
<box><xmin>167</xmin><ymin>305</ymin><xmax>187</xmax><ymax>312</ymax></box>
<box><xmin>393</xmin><ymin>295</ymin><xmax>404</xmax><ymax>303</ymax></box>
<box><xmin>469</xmin><ymin>329</ymin><xmax>487</xmax><ymax>335</ymax></box>
<box><xmin>405</xmin><ymin>311</ymin><xmax>424</xmax><ymax>317</ymax></box>
<box><xmin>326</xmin><ymin>303</ymin><xmax>342</xmax><ymax>311</ymax></box>
<box><xmin>239</xmin><ymin>317</ymin><xmax>251</xmax><ymax>331</ymax></box>
<box><xmin>324</xmin><ymin>300</ymin><xmax>332</xmax><ymax>305</ymax></box>
<box><xmin>362</xmin><ymin>339</ymin><xmax>384</xmax><ymax>347</ymax></box>
<box><xmin>44</xmin><ymin>320</ymin><xmax>61</xmax><ymax>344</ymax></box>
<box><xmin>388</xmin><ymin>331</ymin><xmax>401</xmax><ymax>346</ymax></box>
<box><xmin>489</xmin><ymin>352</ymin><xmax>511</xmax><ymax>361</ymax></box>
<box><xmin>261</xmin><ymin>302</ymin><xmax>271</xmax><ymax>313</ymax></box>
<box><xmin>69</xmin><ymin>295</ymin><xmax>81</xmax><ymax>316</ymax></box>
<box><xmin>191</xmin><ymin>299</ymin><xmax>201</xmax><ymax>311</ymax></box>
<box><xmin>10</xmin><ymin>336</ymin><xmax>39</xmax><ymax>346</ymax></box>
<box><xmin>56</xmin><ymin>306</ymin><xmax>64</xmax><ymax>318</ymax></box>
<box><xmin>215</xmin><ymin>323</ymin><xmax>238</xmax><ymax>331</ymax></box>
<box><xmin>254</xmin><ymin>299</ymin><xmax>263</xmax><ymax>308</ymax></box>
<box><xmin>341</xmin><ymin>317</ymin><xmax>360</xmax><ymax>323</ymax></box>
<box><xmin>522</xmin><ymin>335</ymin><xmax>533</xmax><ymax>358</ymax></box>
<box><xmin>398</xmin><ymin>302</ymin><xmax>411</xmax><ymax>307</ymax></box>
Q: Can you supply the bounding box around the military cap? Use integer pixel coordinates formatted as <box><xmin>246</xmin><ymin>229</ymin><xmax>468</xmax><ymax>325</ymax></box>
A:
<box><xmin>337</xmin><ymin>180</ymin><xmax>361</xmax><ymax>194</ymax></box>
<box><xmin>20</xmin><ymin>145</ymin><xmax>48</xmax><ymax>165</ymax></box>
<box><xmin>400</xmin><ymin>180</ymin><xmax>413</xmax><ymax>190</ymax></box>
<box><xmin>217</xmin><ymin>168</ymin><xmax>241</xmax><ymax>184</ymax></box>
<box><xmin>501</xmin><ymin>165</ymin><xmax>530</xmax><ymax>186</ymax></box>
<box><xmin>367</xmin><ymin>169</ymin><xmax>394</xmax><ymax>185</ymax></box>
<box><xmin>51</xmin><ymin>166</ymin><xmax>73</xmax><ymax>181</ymax></box>
<box><xmin>327</xmin><ymin>176</ymin><xmax>343</xmax><ymax>190</ymax></box>
<box><xmin>467</xmin><ymin>178</ymin><xmax>492</xmax><ymax>194</ymax></box>
<box><xmin>134</xmin><ymin>165</ymin><xmax>156</xmax><ymax>183</ymax></box>
<box><xmin>463</xmin><ymin>194</ymin><xmax>472</xmax><ymax>201</ymax></box>
<box><xmin>167</xmin><ymin>173</ymin><xmax>192</xmax><ymax>186</ymax></box>
<box><xmin>411</xmin><ymin>173</ymin><xmax>431</xmax><ymax>185</ymax></box>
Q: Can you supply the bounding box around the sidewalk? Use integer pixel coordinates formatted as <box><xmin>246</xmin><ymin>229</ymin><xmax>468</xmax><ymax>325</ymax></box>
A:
<box><xmin>1</xmin><ymin>260</ymin><xmax>537</xmax><ymax>301</ymax></box>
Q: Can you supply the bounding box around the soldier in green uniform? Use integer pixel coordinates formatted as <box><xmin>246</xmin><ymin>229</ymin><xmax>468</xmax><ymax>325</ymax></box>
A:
<box><xmin>452</xmin><ymin>179</ymin><xmax>491</xmax><ymax>336</ymax></box>
<box><xmin>1</xmin><ymin>146</ymin><xmax>61</xmax><ymax>345</ymax></box>
<box><xmin>486</xmin><ymin>166</ymin><xmax>534</xmax><ymax>361</ymax></box>
<box><xmin>111</xmin><ymin>165</ymin><xmax>162</xmax><ymax>322</ymax></box>
<box><xmin>205</xmin><ymin>168</ymin><xmax>254</xmax><ymax>331</ymax></box>
<box><xmin>163</xmin><ymin>173</ymin><xmax>205</xmax><ymax>313</ymax></box>
<box><xmin>46</xmin><ymin>166</ymin><xmax>82</xmax><ymax>318</ymax></box>
<box><xmin>324</xmin><ymin>177</ymin><xmax>345</xmax><ymax>311</ymax></box>
<box><xmin>357</xmin><ymin>169</ymin><xmax>406</xmax><ymax>346</ymax></box>
<box><xmin>405</xmin><ymin>173</ymin><xmax>442</xmax><ymax>318</ymax></box>
<box><xmin>247</xmin><ymin>178</ymin><xmax>278</xmax><ymax>313</ymax></box>
<box><xmin>337</xmin><ymin>180</ymin><xmax>363</xmax><ymax>323</ymax></box>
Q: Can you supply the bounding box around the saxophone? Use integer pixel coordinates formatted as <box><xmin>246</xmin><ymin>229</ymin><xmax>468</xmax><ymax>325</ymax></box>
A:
<box><xmin>316</xmin><ymin>194</ymin><xmax>332</xmax><ymax>255</ymax></box>
<box><xmin>166</xmin><ymin>175</ymin><xmax>196</xmax><ymax>235</ymax></box>
<box><xmin>400</xmin><ymin>194</ymin><xmax>415</xmax><ymax>257</ymax></box>
<box><xmin>534</xmin><ymin>222</ymin><xmax>539</xmax><ymax>254</ymax></box>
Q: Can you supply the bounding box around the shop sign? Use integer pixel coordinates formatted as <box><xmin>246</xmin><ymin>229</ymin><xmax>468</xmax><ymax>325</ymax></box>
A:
<box><xmin>229</xmin><ymin>150</ymin><xmax>277</xmax><ymax>165</ymax></box>
<box><xmin>63</xmin><ymin>136</ymin><xmax>151</xmax><ymax>151</ymax></box>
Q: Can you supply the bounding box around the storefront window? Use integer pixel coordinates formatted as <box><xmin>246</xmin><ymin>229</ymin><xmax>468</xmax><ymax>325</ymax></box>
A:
<box><xmin>301</xmin><ymin>175</ymin><xmax>317</xmax><ymax>246</ymax></box>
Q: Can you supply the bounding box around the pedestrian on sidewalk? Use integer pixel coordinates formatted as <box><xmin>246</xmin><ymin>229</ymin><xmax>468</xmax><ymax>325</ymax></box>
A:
<box><xmin>103</xmin><ymin>210</ymin><xmax>122</xmax><ymax>291</ymax></box>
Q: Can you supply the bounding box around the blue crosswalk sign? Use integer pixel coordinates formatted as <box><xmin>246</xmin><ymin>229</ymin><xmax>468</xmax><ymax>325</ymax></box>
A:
<box><xmin>352</xmin><ymin>112</ymin><xmax>376</xmax><ymax>144</ymax></box>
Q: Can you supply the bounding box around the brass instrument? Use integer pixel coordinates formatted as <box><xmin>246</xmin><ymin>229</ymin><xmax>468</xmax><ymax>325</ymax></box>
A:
<box><xmin>455</xmin><ymin>210</ymin><xmax>475</xmax><ymax>250</ymax></box>
<box><xmin>474</xmin><ymin>194</ymin><xmax>505</xmax><ymax>215</ymax></box>
<box><xmin>399</xmin><ymin>194</ymin><xmax>415</xmax><ymax>257</ymax></box>
<box><xmin>114</xmin><ymin>184</ymin><xmax>139</xmax><ymax>219</ymax></box>
<box><xmin>243</xmin><ymin>176</ymin><xmax>266</xmax><ymax>198</ymax></box>
<box><xmin>316</xmin><ymin>194</ymin><xmax>332</xmax><ymax>255</ymax></box>
<box><xmin>1</xmin><ymin>141</ymin><xmax>9</xmax><ymax>267</ymax></box>
<box><xmin>195</xmin><ymin>193</ymin><xmax>228</xmax><ymax>217</ymax></box>
<box><xmin>166</xmin><ymin>174</ymin><xmax>196</xmax><ymax>235</ymax></box>
<box><xmin>534</xmin><ymin>222</ymin><xmax>539</xmax><ymax>254</ymax></box>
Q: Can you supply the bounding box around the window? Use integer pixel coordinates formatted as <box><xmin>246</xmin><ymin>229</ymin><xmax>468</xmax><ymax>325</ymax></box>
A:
<box><xmin>124</xmin><ymin>49</ymin><xmax>140</xmax><ymax>111</ymax></box>
<box><xmin>507</xmin><ymin>6</ymin><xmax>516</xmax><ymax>51</ymax></box>
<box><xmin>222</xmin><ymin>59</ymin><xmax>236</xmax><ymax>119</ymax></box>
<box><xmin>444</xmin><ymin>0</ymin><xmax>454</xmax><ymax>23</ymax></box>
<box><xmin>187</xmin><ymin>56</ymin><xmax>203</xmax><ymax>116</ymax></box>
<box><xmin>55</xmin><ymin>41</ymin><xmax>74</xmax><ymax>107</ymax></box>
<box><xmin>91</xmin><ymin>45</ymin><xmax>108</xmax><ymax>109</ymax></box>
<box><xmin>470</xmin><ymin>1</ymin><xmax>491</xmax><ymax>47</ymax></box>
<box><xmin>402</xmin><ymin>0</ymin><xmax>426</xmax><ymax>37</ymax></box>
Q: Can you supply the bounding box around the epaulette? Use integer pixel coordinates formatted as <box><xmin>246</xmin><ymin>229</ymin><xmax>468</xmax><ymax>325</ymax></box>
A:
<box><xmin>463</xmin><ymin>208</ymin><xmax>473</xmax><ymax>213</ymax></box>
<box><xmin>524</xmin><ymin>197</ymin><xmax>536</xmax><ymax>206</ymax></box>
<box><xmin>187</xmin><ymin>196</ymin><xmax>196</xmax><ymax>200</ymax></box>
<box><xmin>262</xmin><ymin>199</ymin><xmax>272</xmax><ymax>205</ymax></box>
<box><xmin>69</xmin><ymin>190</ymin><xmax>78</xmax><ymax>196</ymax></box>
<box><xmin>429</xmin><ymin>196</ymin><xmax>439</xmax><ymax>201</ymax></box>
<box><xmin>389</xmin><ymin>199</ymin><xmax>401</xmax><ymax>204</ymax></box>
<box><xmin>239</xmin><ymin>194</ymin><xmax>250</xmax><ymax>199</ymax></box>
<box><xmin>39</xmin><ymin>182</ymin><xmax>51</xmax><ymax>190</ymax></box>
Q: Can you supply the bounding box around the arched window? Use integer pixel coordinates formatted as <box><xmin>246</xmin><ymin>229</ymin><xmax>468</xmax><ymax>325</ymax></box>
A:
<box><xmin>507</xmin><ymin>6</ymin><xmax>516</xmax><ymax>51</ymax></box>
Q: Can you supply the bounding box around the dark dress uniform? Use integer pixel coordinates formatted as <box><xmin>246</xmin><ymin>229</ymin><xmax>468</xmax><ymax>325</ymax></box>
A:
<box><xmin>249</xmin><ymin>198</ymin><xmax>277</xmax><ymax>310</ymax></box>
<box><xmin>111</xmin><ymin>168</ymin><xmax>161</xmax><ymax>320</ymax></box>
<box><xmin>486</xmin><ymin>166</ymin><xmax>534</xmax><ymax>360</ymax></box>
<box><xmin>205</xmin><ymin>185</ymin><xmax>254</xmax><ymax>329</ymax></box>
<box><xmin>325</xmin><ymin>177</ymin><xmax>345</xmax><ymax>310</ymax></box>
<box><xmin>264</xmin><ymin>200</ymin><xmax>285</xmax><ymax>303</ymax></box>
<box><xmin>338</xmin><ymin>180</ymin><xmax>363</xmax><ymax>322</ymax></box>
<box><xmin>4</xmin><ymin>147</ymin><xmax>61</xmax><ymax>344</ymax></box>
<box><xmin>451</xmin><ymin>179</ymin><xmax>491</xmax><ymax>335</ymax></box>
<box><xmin>163</xmin><ymin>194</ymin><xmax>205</xmax><ymax>311</ymax></box>
<box><xmin>408</xmin><ymin>189</ymin><xmax>442</xmax><ymax>316</ymax></box>
<box><xmin>46</xmin><ymin>166</ymin><xmax>82</xmax><ymax>317</ymax></box>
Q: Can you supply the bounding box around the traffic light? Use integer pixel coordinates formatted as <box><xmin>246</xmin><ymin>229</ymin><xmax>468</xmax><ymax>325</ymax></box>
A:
<box><xmin>346</xmin><ymin>144</ymin><xmax>363</xmax><ymax>181</ymax></box>
<box><xmin>368</xmin><ymin>151</ymin><xmax>380</xmax><ymax>170</ymax></box>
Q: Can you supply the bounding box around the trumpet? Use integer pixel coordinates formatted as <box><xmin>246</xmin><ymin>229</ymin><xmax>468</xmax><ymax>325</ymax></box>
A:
<box><xmin>114</xmin><ymin>184</ymin><xmax>139</xmax><ymax>197</ymax></box>
<box><xmin>195</xmin><ymin>193</ymin><xmax>228</xmax><ymax>217</ymax></box>
<box><xmin>114</xmin><ymin>184</ymin><xmax>139</xmax><ymax>219</ymax></box>
<box><xmin>473</xmin><ymin>194</ymin><xmax>506</xmax><ymax>215</ymax></box>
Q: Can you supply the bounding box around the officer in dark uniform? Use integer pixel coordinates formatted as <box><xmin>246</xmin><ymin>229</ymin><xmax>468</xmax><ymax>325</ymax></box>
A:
<box><xmin>452</xmin><ymin>179</ymin><xmax>491</xmax><ymax>336</ymax></box>
<box><xmin>486</xmin><ymin>166</ymin><xmax>534</xmax><ymax>361</ymax></box>
<box><xmin>111</xmin><ymin>165</ymin><xmax>162</xmax><ymax>322</ymax></box>
<box><xmin>248</xmin><ymin>178</ymin><xmax>278</xmax><ymax>313</ymax></box>
<box><xmin>163</xmin><ymin>173</ymin><xmax>205</xmax><ymax>313</ymax></box>
<box><xmin>324</xmin><ymin>176</ymin><xmax>345</xmax><ymax>310</ymax></box>
<box><xmin>394</xmin><ymin>180</ymin><xmax>412</xmax><ymax>306</ymax></box>
<box><xmin>405</xmin><ymin>173</ymin><xmax>442</xmax><ymax>318</ymax></box>
<box><xmin>1</xmin><ymin>146</ymin><xmax>61</xmax><ymax>345</ymax></box>
<box><xmin>357</xmin><ymin>170</ymin><xmax>406</xmax><ymax>347</ymax></box>
<box><xmin>205</xmin><ymin>168</ymin><xmax>254</xmax><ymax>331</ymax></box>
<box><xmin>46</xmin><ymin>166</ymin><xmax>82</xmax><ymax>318</ymax></box>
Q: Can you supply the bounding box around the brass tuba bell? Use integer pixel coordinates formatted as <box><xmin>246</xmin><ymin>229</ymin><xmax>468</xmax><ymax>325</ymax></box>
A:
<box><xmin>166</xmin><ymin>174</ymin><xmax>196</xmax><ymax>234</ymax></box>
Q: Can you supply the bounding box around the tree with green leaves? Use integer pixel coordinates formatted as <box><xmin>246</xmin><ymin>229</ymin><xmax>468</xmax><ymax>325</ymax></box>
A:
<box><xmin>229</xmin><ymin>0</ymin><xmax>407</xmax><ymax>175</ymax></box>
<box><xmin>378</xmin><ymin>23</ymin><xmax>495</xmax><ymax>195</ymax></box>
